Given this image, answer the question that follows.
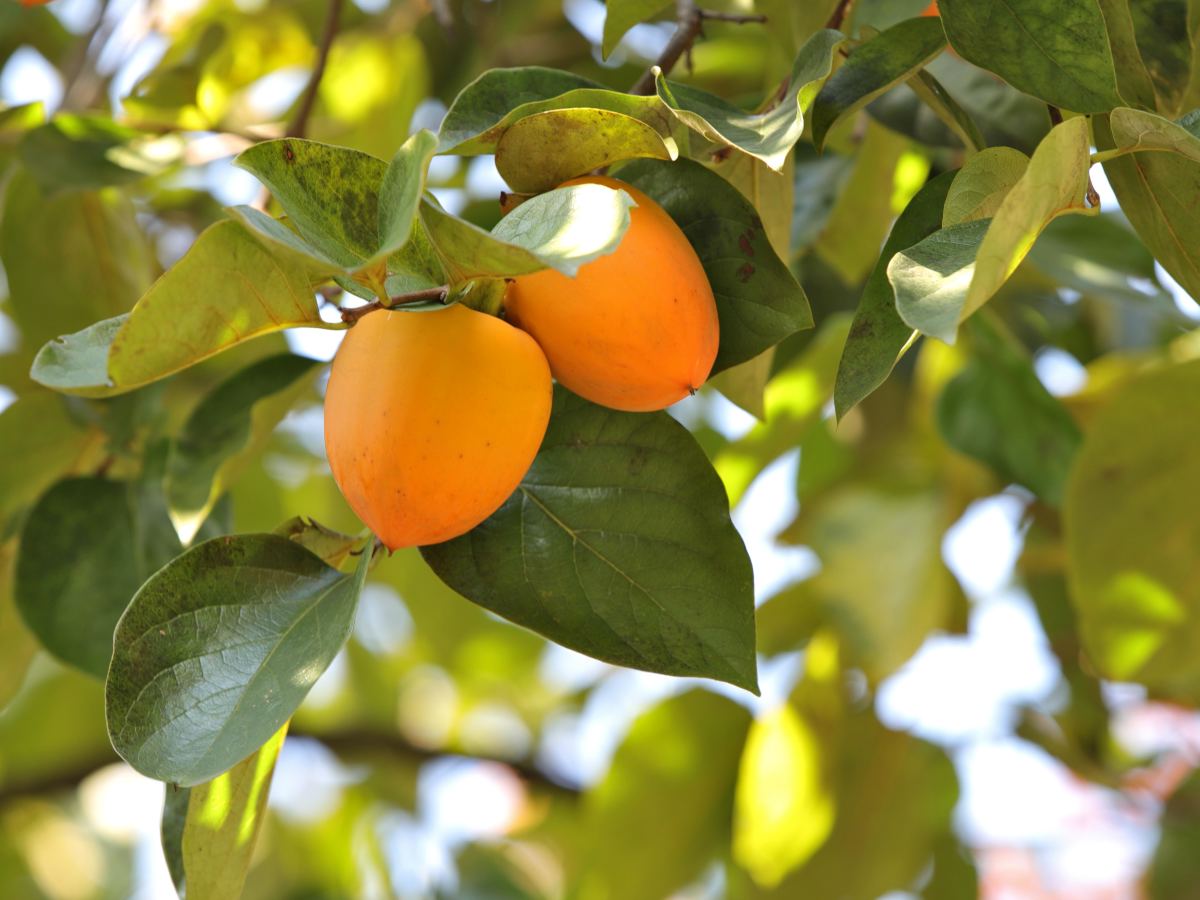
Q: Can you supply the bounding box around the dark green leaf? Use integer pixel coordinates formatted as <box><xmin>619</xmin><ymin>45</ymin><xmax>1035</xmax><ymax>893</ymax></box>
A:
<box><xmin>16</xmin><ymin>477</ymin><xmax>181</xmax><ymax>677</ymax></box>
<box><xmin>937</xmin><ymin>0</ymin><xmax>1122</xmax><ymax>112</ymax></box>
<box><xmin>937</xmin><ymin>316</ymin><xmax>1082</xmax><ymax>504</ymax></box>
<box><xmin>1065</xmin><ymin>358</ymin><xmax>1200</xmax><ymax>702</ymax></box>
<box><xmin>834</xmin><ymin>169</ymin><xmax>956</xmax><ymax>419</ymax></box>
<box><xmin>422</xmin><ymin>387</ymin><xmax>758</xmax><ymax>692</ymax></box>
<box><xmin>617</xmin><ymin>158</ymin><xmax>812</xmax><ymax>373</ymax></box>
<box><xmin>1150</xmin><ymin>770</ymin><xmax>1200</xmax><ymax>900</ymax></box>
<box><xmin>811</xmin><ymin>17</ymin><xmax>947</xmax><ymax>151</ymax></box>
<box><xmin>166</xmin><ymin>354</ymin><xmax>320</xmax><ymax>542</ymax></box>
<box><xmin>106</xmin><ymin>535</ymin><xmax>370</xmax><ymax>785</ymax></box>
<box><xmin>1129</xmin><ymin>0</ymin><xmax>1193</xmax><ymax>116</ymax></box>
<box><xmin>659</xmin><ymin>29</ymin><xmax>844</xmax><ymax>168</ymax></box>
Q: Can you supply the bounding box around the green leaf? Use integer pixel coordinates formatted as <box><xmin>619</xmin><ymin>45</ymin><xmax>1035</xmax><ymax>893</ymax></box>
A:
<box><xmin>617</xmin><ymin>158</ymin><xmax>812</xmax><ymax>373</ymax></box>
<box><xmin>1095</xmin><ymin>112</ymin><xmax>1200</xmax><ymax>302</ymax></box>
<box><xmin>421</xmin><ymin>182</ymin><xmax>634</xmax><ymax>280</ymax></box>
<box><xmin>422</xmin><ymin>387</ymin><xmax>758</xmax><ymax>692</ymax></box>
<box><xmin>937</xmin><ymin>0</ymin><xmax>1122</xmax><ymax>113</ymax></box>
<box><xmin>791</xmin><ymin>487</ymin><xmax>957</xmax><ymax>682</ymax></box>
<box><xmin>495</xmin><ymin>108</ymin><xmax>676</xmax><ymax>194</ymax></box>
<box><xmin>274</xmin><ymin>517</ymin><xmax>360</xmax><ymax>569</ymax></box>
<box><xmin>709</xmin><ymin>350</ymin><xmax>774</xmax><ymax>420</ymax></box>
<box><xmin>1149</xmin><ymin>770</ymin><xmax>1200</xmax><ymax>900</ymax></box>
<box><xmin>834</xmin><ymin>169</ymin><xmax>956</xmax><ymax>419</ymax></box>
<box><xmin>734</xmin><ymin>703</ymin><xmax>833</xmax><ymax>888</ymax></box>
<box><xmin>937</xmin><ymin>316</ymin><xmax>1081</xmax><ymax>505</ymax></box>
<box><xmin>0</xmin><ymin>392</ymin><xmax>98</xmax><ymax>527</ymax></box>
<box><xmin>894</xmin><ymin>117</ymin><xmax>1092</xmax><ymax>342</ymax></box>
<box><xmin>438</xmin><ymin>67</ymin><xmax>602</xmax><ymax>153</ymax></box>
<box><xmin>906</xmin><ymin>68</ymin><xmax>989</xmax><ymax>154</ymax></box>
<box><xmin>579</xmin><ymin>690</ymin><xmax>752</xmax><ymax>900</ymax></box>
<box><xmin>1095</xmin><ymin>0</ymin><xmax>1158</xmax><ymax>110</ymax></box>
<box><xmin>1065</xmin><ymin>358</ymin><xmax>1200</xmax><ymax>701</ymax></box>
<box><xmin>437</xmin><ymin>69</ymin><xmax>683</xmax><ymax>161</ymax></box>
<box><xmin>234</xmin><ymin>138</ymin><xmax>385</xmax><ymax>269</ymax></box>
<box><xmin>16</xmin><ymin>477</ymin><xmax>181</xmax><ymax>677</ymax></box>
<box><xmin>166</xmin><ymin>354</ymin><xmax>321</xmax><ymax>543</ymax></box>
<box><xmin>942</xmin><ymin>146</ymin><xmax>1028</xmax><ymax>226</ymax></box>
<box><xmin>1128</xmin><ymin>0</ymin><xmax>1193</xmax><ymax>116</ymax></box>
<box><xmin>2</xmin><ymin>169</ymin><xmax>155</xmax><ymax>349</ymax></box>
<box><xmin>0</xmin><ymin>542</ymin><xmax>37</xmax><ymax>712</ymax></box>
<box><xmin>658</xmin><ymin>29</ymin><xmax>844</xmax><ymax>169</ymax></box>
<box><xmin>180</xmin><ymin>725</ymin><xmax>287</xmax><ymax>900</ymax></box>
<box><xmin>811</xmin><ymin>17</ymin><xmax>947</xmax><ymax>151</ymax></box>
<box><xmin>1102</xmin><ymin>106</ymin><xmax>1200</xmax><ymax>164</ymax></box>
<box><xmin>31</xmin><ymin>221</ymin><xmax>325</xmax><ymax>398</ymax></box>
<box><xmin>890</xmin><ymin>218</ymin><xmax>989</xmax><ymax>344</ymax></box>
<box><xmin>602</xmin><ymin>0</ymin><xmax>671</xmax><ymax>57</ymax></box>
<box><xmin>814</xmin><ymin>121</ymin><xmax>911</xmax><ymax>285</ymax></box>
<box><xmin>377</xmin><ymin>129</ymin><xmax>439</xmax><ymax>259</ymax></box>
<box><xmin>161</xmin><ymin>783</ymin><xmax>189</xmax><ymax>895</ymax></box>
<box><xmin>18</xmin><ymin>115</ymin><xmax>180</xmax><ymax>190</ymax></box>
<box><xmin>106</xmin><ymin>534</ymin><xmax>370</xmax><ymax>785</ymax></box>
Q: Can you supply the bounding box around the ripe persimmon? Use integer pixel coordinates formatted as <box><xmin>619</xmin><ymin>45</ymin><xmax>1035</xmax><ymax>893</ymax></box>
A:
<box><xmin>504</xmin><ymin>176</ymin><xmax>719</xmax><ymax>412</ymax></box>
<box><xmin>324</xmin><ymin>303</ymin><xmax>552</xmax><ymax>549</ymax></box>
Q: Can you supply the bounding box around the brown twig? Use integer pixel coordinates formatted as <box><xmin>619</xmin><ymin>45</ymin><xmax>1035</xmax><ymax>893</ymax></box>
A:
<box><xmin>629</xmin><ymin>2</ymin><xmax>766</xmax><ymax>95</ymax></box>
<box><xmin>825</xmin><ymin>0</ymin><xmax>855</xmax><ymax>30</ymax></box>
<box><xmin>1048</xmin><ymin>105</ymin><xmax>1101</xmax><ymax>209</ymax></box>
<box><xmin>339</xmin><ymin>286</ymin><xmax>449</xmax><ymax>324</ymax></box>
<box><xmin>287</xmin><ymin>0</ymin><xmax>345</xmax><ymax>138</ymax></box>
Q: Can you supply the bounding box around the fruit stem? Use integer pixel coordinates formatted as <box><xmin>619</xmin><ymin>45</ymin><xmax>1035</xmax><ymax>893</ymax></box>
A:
<box><xmin>339</xmin><ymin>286</ymin><xmax>449</xmax><ymax>325</ymax></box>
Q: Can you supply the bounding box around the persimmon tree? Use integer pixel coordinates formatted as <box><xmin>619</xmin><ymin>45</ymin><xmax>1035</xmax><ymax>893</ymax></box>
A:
<box><xmin>1</xmin><ymin>0</ymin><xmax>1200</xmax><ymax>897</ymax></box>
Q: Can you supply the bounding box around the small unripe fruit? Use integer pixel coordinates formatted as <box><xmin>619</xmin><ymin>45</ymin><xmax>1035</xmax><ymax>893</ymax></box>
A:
<box><xmin>324</xmin><ymin>303</ymin><xmax>552</xmax><ymax>549</ymax></box>
<box><xmin>505</xmin><ymin>176</ymin><xmax>719</xmax><ymax>412</ymax></box>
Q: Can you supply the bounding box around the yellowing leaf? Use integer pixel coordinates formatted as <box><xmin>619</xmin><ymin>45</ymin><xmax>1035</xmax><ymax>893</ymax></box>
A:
<box><xmin>942</xmin><ymin>146</ymin><xmax>1029</xmax><ymax>226</ymax></box>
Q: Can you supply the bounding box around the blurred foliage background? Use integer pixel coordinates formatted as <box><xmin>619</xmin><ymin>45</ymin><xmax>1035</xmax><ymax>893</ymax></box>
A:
<box><xmin>1</xmin><ymin>0</ymin><xmax>1200</xmax><ymax>897</ymax></box>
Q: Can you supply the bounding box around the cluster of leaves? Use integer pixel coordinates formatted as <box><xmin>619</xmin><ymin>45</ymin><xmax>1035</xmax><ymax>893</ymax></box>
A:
<box><xmin>2</xmin><ymin>0</ymin><xmax>1200</xmax><ymax>896</ymax></box>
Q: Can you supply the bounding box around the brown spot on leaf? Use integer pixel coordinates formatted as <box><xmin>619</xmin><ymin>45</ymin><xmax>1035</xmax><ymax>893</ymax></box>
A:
<box><xmin>282</xmin><ymin>143</ymin><xmax>295</xmax><ymax>163</ymax></box>
<box><xmin>737</xmin><ymin>262</ymin><xmax>755</xmax><ymax>283</ymax></box>
<box><xmin>738</xmin><ymin>233</ymin><xmax>755</xmax><ymax>257</ymax></box>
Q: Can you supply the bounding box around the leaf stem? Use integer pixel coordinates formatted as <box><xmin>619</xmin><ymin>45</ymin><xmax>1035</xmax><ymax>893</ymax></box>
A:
<box><xmin>287</xmin><ymin>0</ymin><xmax>345</xmax><ymax>139</ymax></box>
<box><xmin>339</xmin><ymin>286</ymin><xmax>449</xmax><ymax>325</ymax></box>
<box><xmin>629</xmin><ymin>2</ymin><xmax>766</xmax><ymax>95</ymax></box>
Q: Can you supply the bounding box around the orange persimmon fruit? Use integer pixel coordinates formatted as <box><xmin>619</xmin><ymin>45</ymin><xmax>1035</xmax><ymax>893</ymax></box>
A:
<box><xmin>324</xmin><ymin>303</ymin><xmax>552</xmax><ymax>549</ymax></box>
<box><xmin>504</xmin><ymin>175</ymin><xmax>719</xmax><ymax>412</ymax></box>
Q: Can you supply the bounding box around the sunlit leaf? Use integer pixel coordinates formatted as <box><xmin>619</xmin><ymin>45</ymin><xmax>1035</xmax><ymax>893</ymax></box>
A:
<box><xmin>495</xmin><ymin>108</ymin><xmax>676</xmax><ymax>193</ymax></box>
<box><xmin>107</xmin><ymin>535</ymin><xmax>370</xmax><ymax>785</ymax></box>
<box><xmin>1066</xmin><ymin>358</ymin><xmax>1200</xmax><ymax>701</ymax></box>
<box><xmin>421</xmin><ymin>182</ymin><xmax>634</xmax><ymax>280</ymax></box>
<box><xmin>942</xmin><ymin>146</ymin><xmax>1028</xmax><ymax>226</ymax></box>
<box><xmin>31</xmin><ymin>221</ymin><xmax>326</xmax><ymax>397</ymax></box>
<box><xmin>18</xmin><ymin>115</ymin><xmax>181</xmax><ymax>190</ymax></box>
<box><xmin>423</xmin><ymin>387</ymin><xmax>758</xmax><ymax>692</ymax></box>
<box><xmin>377</xmin><ymin>129</ymin><xmax>439</xmax><ymax>258</ymax></box>
<box><xmin>811</xmin><ymin>17</ymin><xmax>947</xmax><ymax>151</ymax></box>
<box><xmin>579</xmin><ymin>690</ymin><xmax>752</xmax><ymax>900</ymax></box>
<box><xmin>1103</xmin><ymin>106</ymin><xmax>1200</xmax><ymax>165</ymax></box>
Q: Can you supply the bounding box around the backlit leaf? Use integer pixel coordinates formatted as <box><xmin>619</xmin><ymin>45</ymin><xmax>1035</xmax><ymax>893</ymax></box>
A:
<box><xmin>942</xmin><ymin>146</ymin><xmax>1028</xmax><ymax>226</ymax></box>
<box><xmin>602</xmin><ymin>0</ymin><xmax>671</xmax><ymax>58</ymax></box>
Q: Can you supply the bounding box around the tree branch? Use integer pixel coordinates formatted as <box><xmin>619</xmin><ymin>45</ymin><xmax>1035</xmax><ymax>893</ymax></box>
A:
<box><xmin>629</xmin><ymin>2</ymin><xmax>766</xmax><ymax>95</ymax></box>
<box><xmin>287</xmin><ymin>0</ymin><xmax>345</xmax><ymax>138</ymax></box>
<box><xmin>340</xmin><ymin>286</ymin><xmax>449</xmax><ymax>324</ymax></box>
<box><xmin>825</xmin><ymin>0</ymin><xmax>855</xmax><ymax>30</ymax></box>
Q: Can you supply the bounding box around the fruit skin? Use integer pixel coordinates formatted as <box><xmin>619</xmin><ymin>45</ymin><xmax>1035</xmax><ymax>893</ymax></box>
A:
<box><xmin>324</xmin><ymin>303</ymin><xmax>552</xmax><ymax>549</ymax></box>
<box><xmin>505</xmin><ymin>175</ymin><xmax>719</xmax><ymax>412</ymax></box>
